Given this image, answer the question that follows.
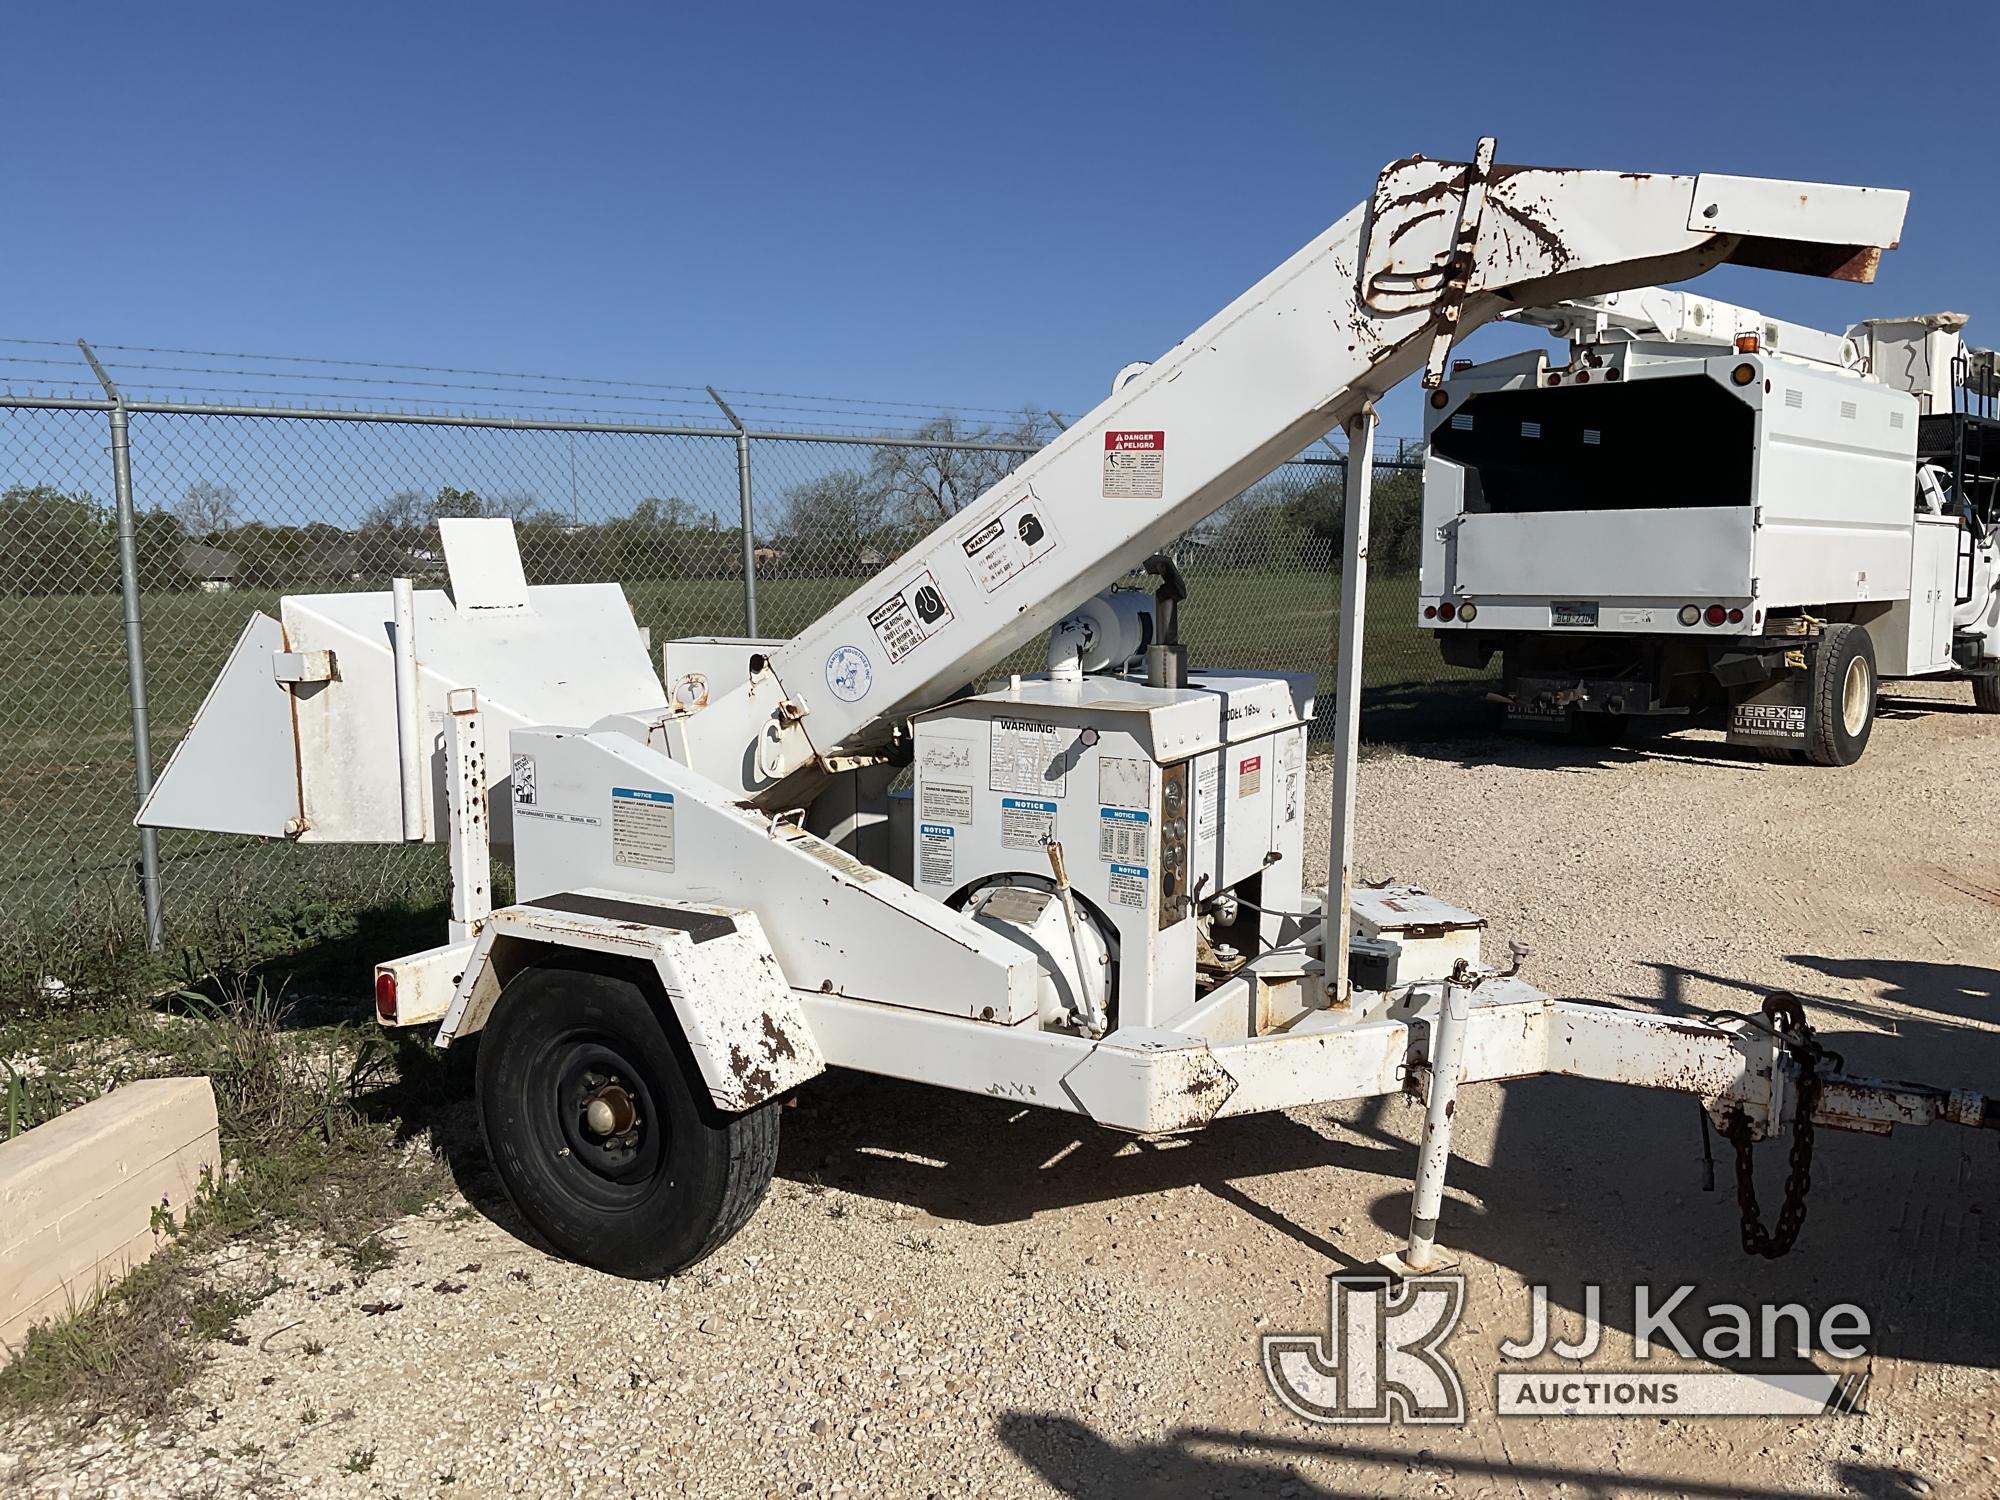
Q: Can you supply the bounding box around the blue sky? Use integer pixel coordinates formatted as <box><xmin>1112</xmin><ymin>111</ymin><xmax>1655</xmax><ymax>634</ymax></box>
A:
<box><xmin>6</xmin><ymin>3</ymin><xmax>1996</xmax><ymax>440</ymax></box>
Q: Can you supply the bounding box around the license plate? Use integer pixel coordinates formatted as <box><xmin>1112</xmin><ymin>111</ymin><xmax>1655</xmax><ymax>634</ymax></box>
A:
<box><xmin>1550</xmin><ymin>601</ymin><xmax>1599</xmax><ymax>628</ymax></box>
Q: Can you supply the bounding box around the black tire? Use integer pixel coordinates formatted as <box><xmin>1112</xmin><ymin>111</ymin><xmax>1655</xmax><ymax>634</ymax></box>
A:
<box><xmin>1974</xmin><ymin>674</ymin><xmax>2000</xmax><ymax>714</ymax></box>
<box><xmin>1804</xmin><ymin>623</ymin><xmax>1876</xmax><ymax>767</ymax></box>
<box><xmin>475</xmin><ymin>956</ymin><xmax>779</xmax><ymax>1278</ymax></box>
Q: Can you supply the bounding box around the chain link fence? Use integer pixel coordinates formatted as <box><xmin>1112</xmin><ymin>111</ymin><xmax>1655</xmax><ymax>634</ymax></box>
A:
<box><xmin>0</xmin><ymin>383</ymin><xmax>1491</xmax><ymax>968</ymax></box>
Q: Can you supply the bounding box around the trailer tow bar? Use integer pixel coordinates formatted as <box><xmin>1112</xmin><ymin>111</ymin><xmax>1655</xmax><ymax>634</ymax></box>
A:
<box><xmin>1713</xmin><ymin>990</ymin><xmax>1996</xmax><ymax>1258</ymax></box>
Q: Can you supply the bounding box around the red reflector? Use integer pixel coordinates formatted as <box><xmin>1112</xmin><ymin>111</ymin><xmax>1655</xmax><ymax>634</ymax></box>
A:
<box><xmin>1423</xmin><ymin>605</ymin><xmax>1438</xmax><ymax>619</ymax></box>
<box><xmin>1727</xmin><ymin>607</ymin><xmax>1744</xmax><ymax>624</ymax></box>
<box><xmin>1704</xmin><ymin>605</ymin><xmax>1727</xmax><ymax>626</ymax></box>
<box><xmin>1437</xmin><ymin>602</ymin><xmax>1456</xmax><ymax>622</ymax></box>
<box><xmin>374</xmin><ymin>970</ymin><xmax>397</xmax><ymax>1024</ymax></box>
<box><xmin>1574</xmin><ymin>370</ymin><xmax>1591</xmax><ymax>384</ymax></box>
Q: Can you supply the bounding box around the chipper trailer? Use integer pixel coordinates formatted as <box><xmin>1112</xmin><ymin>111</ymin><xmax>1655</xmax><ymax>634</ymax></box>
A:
<box><xmin>1419</xmin><ymin>287</ymin><xmax>2000</xmax><ymax>762</ymax></box>
<box><xmin>139</xmin><ymin>142</ymin><xmax>1997</xmax><ymax>1280</ymax></box>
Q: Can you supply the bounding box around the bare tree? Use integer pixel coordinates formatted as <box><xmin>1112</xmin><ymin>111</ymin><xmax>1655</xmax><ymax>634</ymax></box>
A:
<box><xmin>867</xmin><ymin>409</ymin><xmax>1055</xmax><ymax>529</ymax></box>
<box><xmin>176</xmin><ymin>480</ymin><xmax>240</xmax><ymax>537</ymax></box>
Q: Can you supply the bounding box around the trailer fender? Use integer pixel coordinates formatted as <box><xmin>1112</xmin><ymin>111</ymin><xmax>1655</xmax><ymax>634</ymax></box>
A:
<box><xmin>436</xmin><ymin>891</ymin><xmax>823</xmax><ymax>1112</ymax></box>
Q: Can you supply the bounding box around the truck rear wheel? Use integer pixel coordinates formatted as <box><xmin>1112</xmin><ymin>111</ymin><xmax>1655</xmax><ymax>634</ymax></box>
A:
<box><xmin>475</xmin><ymin>958</ymin><xmax>779</xmax><ymax>1279</ymax></box>
<box><xmin>1973</xmin><ymin>674</ymin><xmax>2000</xmax><ymax>714</ymax></box>
<box><xmin>1804</xmin><ymin>624</ymin><xmax>1876</xmax><ymax>766</ymax></box>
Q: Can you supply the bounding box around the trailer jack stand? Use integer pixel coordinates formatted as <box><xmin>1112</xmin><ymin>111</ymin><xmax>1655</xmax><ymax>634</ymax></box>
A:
<box><xmin>1378</xmin><ymin>979</ymin><xmax>1471</xmax><ymax>1278</ymax></box>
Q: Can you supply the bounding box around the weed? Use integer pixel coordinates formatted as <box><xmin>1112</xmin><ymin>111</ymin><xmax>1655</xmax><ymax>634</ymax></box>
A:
<box><xmin>342</xmin><ymin>1447</ymin><xmax>376</xmax><ymax>1474</ymax></box>
<box><xmin>300</xmin><ymin>1406</ymin><xmax>320</xmax><ymax>1426</ymax></box>
<box><xmin>302</xmin><ymin>1338</ymin><xmax>326</xmax><ymax>1358</ymax></box>
<box><xmin>0</xmin><ymin>970</ymin><xmax>450</xmax><ymax>1427</ymax></box>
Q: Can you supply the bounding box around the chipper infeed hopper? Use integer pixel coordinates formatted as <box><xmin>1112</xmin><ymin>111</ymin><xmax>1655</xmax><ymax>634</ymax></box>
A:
<box><xmin>141</xmin><ymin>141</ymin><xmax>1995</xmax><ymax>1280</ymax></box>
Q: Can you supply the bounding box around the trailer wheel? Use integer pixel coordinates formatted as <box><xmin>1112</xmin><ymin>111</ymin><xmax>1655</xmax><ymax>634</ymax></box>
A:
<box><xmin>1973</xmin><ymin>674</ymin><xmax>2000</xmax><ymax>714</ymax></box>
<box><xmin>1804</xmin><ymin>624</ymin><xmax>1876</xmax><ymax>766</ymax></box>
<box><xmin>475</xmin><ymin>957</ymin><xmax>779</xmax><ymax>1279</ymax></box>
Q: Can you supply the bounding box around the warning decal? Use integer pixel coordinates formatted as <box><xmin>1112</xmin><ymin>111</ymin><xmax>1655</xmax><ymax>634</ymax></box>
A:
<box><xmin>611</xmin><ymin>786</ymin><xmax>675</xmax><ymax>873</ymax></box>
<box><xmin>1102</xmin><ymin>430</ymin><xmax>1165</xmax><ymax>500</ymax></box>
<box><xmin>1238</xmin><ymin>754</ymin><xmax>1263</xmax><ymax>798</ymax></box>
<box><xmin>959</xmin><ymin>488</ymin><xmax>1060</xmax><ymax>594</ymax></box>
<box><xmin>1000</xmin><ymin>796</ymin><xmax>1057</xmax><ymax>851</ymax></box>
<box><xmin>1098</xmin><ymin>806</ymin><xmax>1149</xmax><ymax>863</ymax></box>
<box><xmin>919</xmin><ymin>823</ymin><xmax>956</xmax><ymax>887</ymax></box>
<box><xmin>990</xmin><ymin>717</ymin><xmax>1068</xmax><ymax>798</ymax></box>
<box><xmin>867</xmin><ymin>569</ymin><xmax>954</xmax><ymax>664</ymax></box>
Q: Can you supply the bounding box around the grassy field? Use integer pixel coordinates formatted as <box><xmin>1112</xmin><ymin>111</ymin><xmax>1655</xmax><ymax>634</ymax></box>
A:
<box><xmin>0</xmin><ymin>569</ymin><xmax>1490</xmax><ymax>966</ymax></box>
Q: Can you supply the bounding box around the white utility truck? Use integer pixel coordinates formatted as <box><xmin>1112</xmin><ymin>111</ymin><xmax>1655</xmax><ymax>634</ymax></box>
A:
<box><xmin>139</xmin><ymin>143</ymin><xmax>1996</xmax><ymax>1281</ymax></box>
<box><xmin>1420</xmin><ymin>288</ymin><xmax>2000</xmax><ymax>761</ymax></box>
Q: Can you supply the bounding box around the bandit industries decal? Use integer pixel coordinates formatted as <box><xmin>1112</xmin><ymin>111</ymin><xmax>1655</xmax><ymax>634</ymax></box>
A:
<box><xmin>825</xmin><ymin>645</ymin><xmax>873</xmax><ymax>703</ymax></box>
<box><xmin>1102</xmin><ymin>430</ymin><xmax>1165</xmax><ymax>499</ymax></box>
<box><xmin>867</xmin><ymin>569</ymin><xmax>954</xmax><ymax>664</ymax></box>
<box><xmin>959</xmin><ymin>487</ymin><xmax>1060</xmax><ymax>594</ymax></box>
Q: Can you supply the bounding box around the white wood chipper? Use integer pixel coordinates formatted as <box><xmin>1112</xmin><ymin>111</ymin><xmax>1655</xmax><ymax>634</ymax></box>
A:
<box><xmin>140</xmin><ymin>141</ymin><xmax>1996</xmax><ymax>1279</ymax></box>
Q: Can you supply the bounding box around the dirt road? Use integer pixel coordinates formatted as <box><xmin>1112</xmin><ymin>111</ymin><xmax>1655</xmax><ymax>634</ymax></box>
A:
<box><xmin>7</xmin><ymin>687</ymin><xmax>1998</xmax><ymax>1498</ymax></box>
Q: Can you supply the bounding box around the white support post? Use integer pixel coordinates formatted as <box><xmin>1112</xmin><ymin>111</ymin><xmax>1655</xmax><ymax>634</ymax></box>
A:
<box><xmin>1389</xmin><ymin>979</ymin><xmax>1470</xmax><ymax>1276</ymax></box>
<box><xmin>391</xmin><ymin>576</ymin><xmax>425</xmax><ymax>842</ymax></box>
<box><xmin>445</xmin><ymin>689</ymin><xmax>492</xmax><ymax>944</ymax></box>
<box><xmin>1324</xmin><ymin>406</ymin><xmax>1377</xmax><ymax>1002</ymax></box>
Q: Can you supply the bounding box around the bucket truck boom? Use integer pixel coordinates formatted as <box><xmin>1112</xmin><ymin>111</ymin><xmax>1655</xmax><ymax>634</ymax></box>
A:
<box><xmin>140</xmin><ymin>142</ymin><xmax>1996</xmax><ymax>1286</ymax></box>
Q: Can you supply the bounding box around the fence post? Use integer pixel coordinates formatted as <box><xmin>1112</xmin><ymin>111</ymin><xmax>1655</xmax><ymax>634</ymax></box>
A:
<box><xmin>706</xmin><ymin>386</ymin><xmax>759</xmax><ymax>637</ymax></box>
<box><xmin>78</xmin><ymin>340</ymin><xmax>164</xmax><ymax>952</ymax></box>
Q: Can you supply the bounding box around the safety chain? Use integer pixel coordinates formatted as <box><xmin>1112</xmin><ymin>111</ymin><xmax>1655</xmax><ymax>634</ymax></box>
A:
<box><xmin>1721</xmin><ymin>992</ymin><xmax>1831</xmax><ymax>1260</ymax></box>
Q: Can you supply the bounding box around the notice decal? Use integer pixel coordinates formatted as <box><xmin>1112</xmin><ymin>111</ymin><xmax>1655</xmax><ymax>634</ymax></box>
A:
<box><xmin>919</xmin><ymin>823</ymin><xmax>956</xmax><ymax>887</ymax></box>
<box><xmin>1000</xmin><ymin>796</ymin><xmax>1058</xmax><ymax>851</ymax></box>
<box><xmin>1098</xmin><ymin>806</ymin><xmax>1149</xmax><ymax>863</ymax></box>
<box><xmin>610</xmin><ymin>786</ymin><xmax>675</xmax><ymax>873</ymax></box>
<box><xmin>1109</xmin><ymin>863</ymin><xmax>1150</xmax><ymax>910</ymax></box>
<box><xmin>1102</xmin><ymin>430</ymin><xmax>1165</xmax><ymax>500</ymax></box>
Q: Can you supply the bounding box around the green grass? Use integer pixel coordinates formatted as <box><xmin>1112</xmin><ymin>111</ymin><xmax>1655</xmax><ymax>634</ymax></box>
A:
<box><xmin>0</xmin><ymin>566</ymin><xmax>1489</xmax><ymax>966</ymax></box>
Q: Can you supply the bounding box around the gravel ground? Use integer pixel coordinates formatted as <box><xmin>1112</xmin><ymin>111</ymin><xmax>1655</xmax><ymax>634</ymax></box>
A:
<box><xmin>6</xmin><ymin>685</ymin><xmax>2000</xmax><ymax>1499</ymax></box>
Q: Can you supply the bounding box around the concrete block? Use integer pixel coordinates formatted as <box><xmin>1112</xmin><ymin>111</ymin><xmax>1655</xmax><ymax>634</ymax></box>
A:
<box><xmin>0</xmin><ymin>1077</ymin><xmax>220</xmax><ymax>1363</ymax></box>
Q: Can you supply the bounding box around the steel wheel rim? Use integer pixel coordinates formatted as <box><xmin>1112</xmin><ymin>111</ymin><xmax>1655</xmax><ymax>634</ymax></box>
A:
<box><xmin>525</xmin><ymin>1032</ymin><xmax>667</xmax><ymax>1209</ymax></box>
<box><xmin>1841</xmin><ymin>655</ymin><xmax>1870</xmax><ymax>737</ymax></box>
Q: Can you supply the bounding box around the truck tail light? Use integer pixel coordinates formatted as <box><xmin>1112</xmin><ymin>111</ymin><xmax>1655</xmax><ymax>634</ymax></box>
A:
<box><xmin>374</xmin><ymin>969</ymin><xmax>397</xmax><ymax>1024</ymax></box>
<box><xmin>1731</xmin><ymin>362</ymin><xmax>1757</xmax><ymax>386</ymax></box>
<box><xmin>1679</xmin><ymin>605</ymin><xmax>1701</xmax><ymax>626</ymax></box>
<box><xmin>1437</xmin><ymin>602</ymin><xmax>1456</xmax><ymax>622</ymax></box>
<box><xmin>1704</xmin><ymin>605</ymin><xmax>1727</xmax><ymax>626</ymax></box>
<box><xmin>1424</xmin><ymin>605</ymin><xmax>1438</xmax><ymax>619</ymax></box>
<box><xmin>1457</xmin><ymin>602</ymin><xmax>1478</xmax><ymax>623</ymax></box>
<box><xmin>1727</xmin><ymin>607</ymin><xmax>1744</xmax><ymax>624</ymax></box>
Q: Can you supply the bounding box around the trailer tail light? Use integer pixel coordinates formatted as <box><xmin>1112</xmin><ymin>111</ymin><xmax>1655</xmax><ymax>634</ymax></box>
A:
<box><xmin>1429</xmin><ymin>389</ymin><xmax>1449</xmax><ymax>409</ymax></box>
<box><xmin>1704</xmin><ymin>605</ymin><xmax>1727</xmax><ymax>626</ymax></box>
<box><xmin>1456</xmin><ymin>602</ymin><xmax>1478</xmax><ymax>623</ymax></box>
<box><xmin>1424</xmin><ymin>605</ymin><xmax>1438</xmax><ymax>619</ymax></box>
<box><xmin>1727</xmin><ymin>608</ymin><xmax>1744</xmax><ymax>624</ymax></box>
<box><xmin>1573</xmin><ymin>370</ymin><xmax>1590</xmax><ymax>384</ymax></box>
<box><xmin>1731</xmin><ymin>362</ymin><xmax>1757</xmax><ymax>386</ymax></box>
<box><xmin>374</xmin><ymin>969</ymin><xmax>397</xmax><ymax>1024</ymax></box>
<box><xmin>1437</xmin><ymin>602</ymin><xmax>1456</xmax><ymax>622</ymax></box>
<box><xmin>1679</xmin><ymin>605</ymin><xmax>1701</xmax><ymax>626</ymax></box>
